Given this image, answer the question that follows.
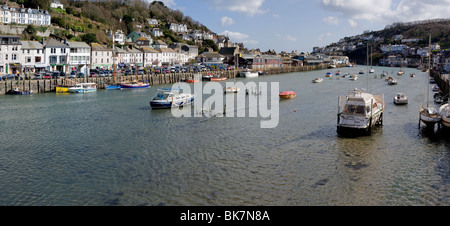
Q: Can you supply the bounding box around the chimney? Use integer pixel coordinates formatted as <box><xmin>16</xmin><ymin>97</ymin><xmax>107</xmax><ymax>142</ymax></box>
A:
<box><xmin>41</xmin><ymin>37</ymin><xmax>45</xmax><ymax>45</ymax></box>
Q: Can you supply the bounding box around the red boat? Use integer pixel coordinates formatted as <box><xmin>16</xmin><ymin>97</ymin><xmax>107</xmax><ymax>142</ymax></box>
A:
<box><xmin>279</xmin><ymin>91</ymin><xmax>297</xmax><ymax>99</ymax></box>
<box><xmin>185</xmin><ymin>78</ymin><xmax>199</xmax><ymax>83</ymax></box>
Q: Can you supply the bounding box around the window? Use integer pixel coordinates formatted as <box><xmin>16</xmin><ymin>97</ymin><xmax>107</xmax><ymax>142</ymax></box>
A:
<box><xmin>51</xmin><ymin>48</ymin><xmax>56</xmax><ymax>54</ymax></box>
<box><xmin>50</xmin><ymin>56</ymin><xmax>57</xmax><ymax>64</ymax></box>
<box><xmin>35</xmin><ymin>56</ymin><xmax>41</xmax><ymax>63</ymax></box>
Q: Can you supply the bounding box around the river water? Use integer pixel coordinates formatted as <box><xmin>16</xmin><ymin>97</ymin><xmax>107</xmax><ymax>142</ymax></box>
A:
<box><xmin>0</xmin><ymin>66</ymin><xmax>448</xmax><ymax>206</ymax></box>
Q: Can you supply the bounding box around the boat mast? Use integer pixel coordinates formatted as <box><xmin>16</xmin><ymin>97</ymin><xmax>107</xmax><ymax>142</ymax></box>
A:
<box><xmin>367</xmin><ymin>42</ymin><xmax>369</xmax><ymax>91</ymax></box>
<box><xmin>427</xmin><ymin>34</ymin><xmax>431</xmax><ymax>108</ymax></box>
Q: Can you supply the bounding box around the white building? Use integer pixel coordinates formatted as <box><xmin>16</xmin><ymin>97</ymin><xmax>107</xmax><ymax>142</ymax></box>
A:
<box><xmin>43</xmin><ymin>38</ymin><xmax>70</xmax><ymax>73</ymax></box>
<box><xmin>21</xmin><ymin>41</ymin><xmax>46</xmax><ymax>74</ymax></box>
<box><xmin>50</xmin><ymin>1</ymin><xmax>64</xmax><ymax>10</ymax></box>
<box><xmin>147</xmin><ymin>19</ymin><xmax>158</xmax><ymax>26</ymax></box>
<box><xmin>91</xmin><ymin>43</ymin><xmax>113</xmax><ymax>69</ymax></box>
<box><xmin>156</xmin><ymin>47</ymin><xmax>178</xmax><ymax>66</ymax></box>
<box><xmin>68</xmin><ymin>42</ymin><xmax>91</xmax><ymax>74</ymax></box>
<box><xmin>0</xmin><ymin>35</ymin><xmax>22</xmax><ymax>75</ymax></box>
<box><xmin>141</xmin><ymin>47</ymin><xmax>162</xmax><ymax>67</ymax></box>
<box><xmin>107</xmin><ymin>30</ymin><xmax>126</xmax><ymax>45</ymax></box>
<box><xmin>169</xmin><ymin>23</ymin><xmax>187</xmax><ymax>33</ymax></box>
<box><xmin>0</xmin><ymin>5</ymin><xmax>10</xmax><ymax>24</ymax></box>
<box><xmin>151</xmin><ymin>28</ymin><xmax>163</xmax><ymax>37</ymax></box>
<box><xmin>9</xmin><ymin>7</ymin><xmax>51</xmax><ymax>26</ymax></box>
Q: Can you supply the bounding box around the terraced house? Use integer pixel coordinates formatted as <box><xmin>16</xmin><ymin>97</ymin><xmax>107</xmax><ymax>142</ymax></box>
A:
<box><xmin>0</xmin><ymin>35</ymin><xmax>21</xmax><ymax>75</ymax></box>
<box><xmin>1</xmin><ymin>4</ymin><xmax>51</xmax><ymax>26</ymax></box>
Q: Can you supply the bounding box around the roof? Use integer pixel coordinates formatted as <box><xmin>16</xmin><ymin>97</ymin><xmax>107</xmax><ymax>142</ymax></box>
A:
<box><xmin>218</xmin><ymin>47</ymin><xmax>238</xmax><ymax>56</ymax></box>
<box><xmin>91</xmin><ymin>43</ymin><xmax>112</xmax><ymax>52</ymax></box>
<box><xmin>156</xmin><ymin>47</ymin><xmax>175</xmax><ymax>53</ymax></box>
<box><xmin>44</xmin><ymin>38</ymin><xmax>69</xmax><ymax>48</ymax></box>
<box><xmin>141</xmin><ymin>47</ymin><xmax>160</xmax><ymax>53</ymax></box>
<box><xmin>21</xmin><ymin>41</ymin><xmax>43</xmax><ymax>49</ymax></box>
<box><xmin>68</xmin><ymin>41</ymin><xmax>90</xmax><ymax>48</ymax></box>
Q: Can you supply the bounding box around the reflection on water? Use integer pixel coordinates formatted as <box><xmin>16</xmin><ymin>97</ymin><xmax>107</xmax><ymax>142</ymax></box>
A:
<box><xmin>0</xmin><ymin>66</ymin><xmax>449</xmax><ymax>206</ymax></box>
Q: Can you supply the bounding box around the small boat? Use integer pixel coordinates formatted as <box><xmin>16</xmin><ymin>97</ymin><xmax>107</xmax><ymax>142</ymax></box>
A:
<box><xmin>397</xmin><ymin>69</ymin><xmax>405</xmax><ymax>75</ymax></box>
<box><xmin>120</xmin><ymin>81</ymin><xmax>150</xmax><ymax>89</ymax></box>
<box><xmin>369</xmin><ymin>68</ymin><xmax>375</xmax><ymax>73</ymax></box>
<box><xmin>241</xmin><ymin>69</ymin><xmax>258</xmax><ymax>78</ymax></box>
<box><xmin>388</xmin><ymin>78</ymin><xmax>398</xmax><ymax>85</ymax></box>
<box><xmin>258</xmin><ymin>71</ymin><xmax>268</xmax><ymax>76</ymax></box>
<box><xmin>381</xmin><ymin>71</ymin><xmax>387</xmax><ymax>78</ymax></box>
<box><xmin>106</xmin><ymin>84</ymin><xmax>121</xmax><ymax>90</ymax></box>
<box><xmin>439</xmin><ymin>104</ymin><xmax>450</xmax><ymax>128</ymax></box>
<box><xmin>349</xmin><ymin>74</ymin><xmax>358</xmax><ymax>80</ymax></box>
<box><xmin>68</xmin><ymin>83</ymin><xmax>97</xmax><ymax>93</ymax></box>
<box><xmin>394</xmin><ymin>92</ymin><xmax>408</xmax><ymax>105</ymax></box>
<box><xmin>56</xmin><ymin>85</ymin><xmax>74</xmax><ymax>93</ymax></box>
<box><xmin>7</xmin><ymin>87</ymin><xmax>33</xmax><ymax>95</ymax></box>
<box><xmin>224</xmin><ymin>87</ymin><xmax>240</xmax><ymax>93</ymax></box>
<box><xmin>279</xmin><ymin>91</ymin><xmax>297</xmax><ymax>99</ymax></box>
<box><xmin>150</xmin><ymin>88</ymin><xmax>195</xmax><ymax>109</ymax></box>
<box><xmin>185</xmin><ymin>74</ymin><xmax>201</xmax><ymax>83</ymax></box>
<box><xmin>359</xmin><ymin>70</ymin><xmax>365</xmax><ymax>74</ymax></box>
<box><xmin>337</xmin><ymin>88</ymin><xmax>385</xmax><ymax>135</ymax></box>
<box><xmin>210</xmin><ymin>75</ymin><xmax>227</xmax><ymax>81</ymax></box>
<box><xmin>430</xmin><ymin>77</ymin><xmax>436</xmax><ymax>84</ymax></box>
<box><xmin>202</xmin><ymin>74</ymin><xmax>213</xmax><ymax>81</ymax></box>
<box><xmin>326</xmin><ymin>72</ymin><xmax>332</xmax><ymax>77</ymax></box>
<box><xmin>432</xmin><ymin>85</ymin><xmax>440</xmax><ymax>92</ymax></box>
<box><xmin>329</xmin><ymin>64</ymin><xmax>337</xmax><ymax>69</ymax></box>
<box><xmin>385</xmin><ymin>76</ymin><xmax>393</xmax><ymax>82</ymax></box>
<box><xmin>410</xmin><ymin>73</ymin><xmax>415</xmax><ymax>78</ymax></box>
<box><xmin>313</xmin><ymin>78</ymin><xmax>323</xmax><ymax>83</ymax></box>
<box><xmin>419</xmin><ymin>106</ymin><xmax>442</xmax><ymax>127</ymax></box>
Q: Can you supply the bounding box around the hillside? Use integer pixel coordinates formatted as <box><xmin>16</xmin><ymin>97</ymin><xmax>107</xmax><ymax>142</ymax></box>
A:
<box><xmin>4</xmin><ymin>0</ymin><xmax>212</xmax><ymax>47</ymax></box>
<box><xmin>323</xmin><ymin>18</ymin><xmax>450</xmax><ymax>65</ymax></box>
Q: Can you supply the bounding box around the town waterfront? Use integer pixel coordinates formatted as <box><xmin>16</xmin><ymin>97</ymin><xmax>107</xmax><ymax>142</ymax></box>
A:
<box><xmin>0</xmin><ymin>66</ymin><xmax>448</xmax><ymax>206</ymax></box>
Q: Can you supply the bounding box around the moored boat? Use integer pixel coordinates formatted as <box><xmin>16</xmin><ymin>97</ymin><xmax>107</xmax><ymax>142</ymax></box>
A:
<box><xmin>337</xmin><ymin>88</ymin><xmax>385</xmax><ymax>135</ymax></box>
<box><xmin>210</xmin><ymin>75</ymin><xmax>227</xmax><ymax>81</ymax></box>
<box><xmin>7</xmin><ymin>87</ymin><xmax>33</xmax><ymax>95</ymax></box>
<box><xmin>68</xmin><ymin>83</ymin><xmax>97</xmax><ymax>93</ymax></box>
<box><xmin>397</xmin><ymin>69</ymin><xmax>405</xmax><ymax>75</ymax></box>
<box><xmin>394</xmin><ymin>92</ymin><xmax>408</xmax><ymax>105</ymax></box>
<box><xmin>313</xmin><ymin>78</ymin><xmax>323</xmax><ymax>83</ymax></box>
<box><xmin>150</xmin><ymin>88</ymin><xmax>195</xmax><ymax>109</ymax></box>
<box><xmin>279</xmin><ymin>91</ymin><xmax>297</xmax><ymax>99</ymax></box>
<box><xmin>326</xmin><ymin>72</ymin><xmax>332</xmax><ymax>77</ymax></box>
<box><xmin>388</xmin><ymin>78</ymin><xmax>398</xmax><ymax>85</ymax></box>
<box><xmin>120</xmin><ymin>81</ymin><xmax>150</xmax><ymax>89</ymax></box>
<box><xmin>349</xmin><ymin>74</ymin><xmax>358</xmax><ymax>80</ymax></box>
<box><xmin>439</xmin><ymin>104</ymin><xmax>450</xmax><ymax>128</ymax></box>
<box><xmin>56</xmin><ymin>85</ymin><xmax>74</xmax><ymax>93</ymax></box>
<box><xmin>241</xmin><ymin>69</ymin><xmax>258</xmax><ymax>78</ymax></box>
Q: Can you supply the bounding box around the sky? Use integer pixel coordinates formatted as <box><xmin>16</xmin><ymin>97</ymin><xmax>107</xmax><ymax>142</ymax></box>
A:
<box><xmin>153</xmin><ymin>0</ymin><xmax>450</xmax><ymax>53</ymax></box>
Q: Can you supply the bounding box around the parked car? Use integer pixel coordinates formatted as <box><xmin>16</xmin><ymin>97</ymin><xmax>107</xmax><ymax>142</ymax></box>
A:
<box><xmin>137</xmin><ymin>69</ymin><xmax>144</xmax><ymax>75</ymax></box>
<box><xmin>60</xmin><ymin>72</ymin><xmax>66</xmax><ymax>78</ymax></box>
<box><xmin>98</xmin><ymin>71</ymin><xmax>106</xmax><ymax>77</ymax></box>
<box><xmin>52</xmin><ymin>71</ymin><xmax>60</xmax><ymax>79</ymax></box>
<box><xmin>77</xmin><ymin>72</ymin><xmax>85</xmax><ymax>78</ymax></box>
<box><xmin>89</xmin><ymin>72</ymin><xmax>96</xmax><ymax>77</ymax></box>
<box><xmin>43</xmin><ymin>72</ymin><xmax>52</xmax><ymax>79</ymax></box>
<box><xmin>124</xmin><ymin>69</ymin><xmax>132</xmax><ymax>75</ymax></box>
<box><xmin>68</xmin><ymin>71</ymin><xmax>76</xmax><ymax>78</ymax></box>
<box><xmin>2</xmin><ymin>74</ymin><xmax>17</xmax><ymax>80</ymax></box>
<box><xmin>33</xmin><ymin>74</ymin><xmax>43</xmax><ymax>80</ymax></box>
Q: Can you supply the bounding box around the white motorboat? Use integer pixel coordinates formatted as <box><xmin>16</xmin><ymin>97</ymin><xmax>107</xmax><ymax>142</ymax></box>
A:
<box><xmin>388</xmin><ymin>78</ymin><xmax>398</xmax><ymax>85</ymax></box>
<box><xmin>439</xmin><ymin>104</ymin><xmax>450</xmax><ymax>128</ymax></box>
<box><xmin>68</xmin><ymin>83</ymin><xmax>97</xmax><ymax>93</ymax></box>
<box><xmin>150</xmin><ymin>88</ymin><xmax>195</xmax><ymax>109</ymax></box>
<box><xmin>240</xmin><ymin>69</ymin><xmax>258</xmax><ymax>78</ymax></box>
<box><xmin>432</xmin><ymin>85</ymin><xmax>440</xmax><ymax>92</ymax></box>
<box><xmin>313</xmin><ymin>78</ymin><xmax>323</xmax><ymax>83</ymax></box>
<box><xmin>394</xmin><ymin>92</ymin><xmax>408</xmax><ymax>105</ymax></box>
<box><xmin>369</xmin><ymin>68</ymin><xmax>375</xmax><ymax>73</ymax></box>
<box><xmin>337</xmin><ymin>88</ymin><xmax>385</xmax><ymax>134</ymax></box>
<box><xmin>349</xmin><ymin>74</ymin><xmax>358</xmax><ymax>80</ymax></box>
<box><xmin>397</xmin><ymin>69</ymin><xmax>405</xmax><ymax>75</ymax></box>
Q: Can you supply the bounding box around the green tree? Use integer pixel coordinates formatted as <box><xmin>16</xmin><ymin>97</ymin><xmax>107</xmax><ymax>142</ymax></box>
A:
<box><xmin>80</xmin><ymin>33</ymin><xmax>97</xmax><ymax>44</ymax></box>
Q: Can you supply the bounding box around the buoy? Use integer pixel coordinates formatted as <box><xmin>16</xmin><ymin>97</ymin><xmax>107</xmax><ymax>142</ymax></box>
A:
<box><xmin>294</xmin><ymin>109</ymin><xmax>297</xmax><ymax>112</ymax></box>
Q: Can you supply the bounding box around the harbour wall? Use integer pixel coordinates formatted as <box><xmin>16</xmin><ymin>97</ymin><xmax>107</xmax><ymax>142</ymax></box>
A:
<box><xmin>431</xmin><ymin>70</ymin><xmax>450</xmax><ymax>95</ymax></box>
<box><xmin>0</xmin><ymin>64</ymin><xmax>340</xmax><ymax>95</ymax></box>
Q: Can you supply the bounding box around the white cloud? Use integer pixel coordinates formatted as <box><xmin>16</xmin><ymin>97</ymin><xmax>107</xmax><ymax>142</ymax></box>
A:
<box><xmin>323</xmin><ymin>16</ymin><xmax>340</xmax><ymax>25</ymax></box>
<box><xmin>318</xmin><ymin>32</ymin><xmax>332</xmax><ymax>41</ymax></box>
<box><xmin>320</xmin><ymin>0</ymin><xmax>450</xmax><ymax>25</ymax></box>
<box><xmin>151</xmin><ymin>0</ymin><xmax>176</xmax><ymax>7</ymax></box>
<box><xmin>275</xmin><ymin>34</ymin><xmax>297</xmax><ymax>42</ymax></box>
<box><xmin>203</xmin><ymin>0</ymin><xmax>269</xmax><ymax>16</ymax></box>
<box><xmin>220</xmin><ymin>16</ymin><xmax>235</xmax><ymax>27</ymax></box>
<box><xmin>348</xmin><ymin>19</ymin><xmax>358</xmax><ymax>28</ymax></box>
<box><xmin>220</xmin><ymin>30</ymin><xmax>259</xmax><ymax>46</ymax></box>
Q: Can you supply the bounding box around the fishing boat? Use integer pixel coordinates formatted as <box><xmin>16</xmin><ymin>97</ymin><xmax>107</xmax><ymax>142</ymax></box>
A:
<box><xmin>202</xmin><ymin>73</ymin><xmax>213</xmax><ymax>81</ymax></box>
<box><xmin>419</xmin><ymin>35</ymin><xmax>442</xmax><ymax>129</ymax></box>
<box><xmin>388</xmin><ymin>78</ymin><xmax>398</xmax><ymax>85</ymax></box>
<box><xmin>279</xmin><ymin>91</ymin><xmax>297</xmax><ymax>99</ymax></box>
<box><xmin>68</xmin><ymin>83</ymin><xmax>97</xmax><ymax>93</ymax></box>
<box><xmin>6</xmin><ymin>87</ymin><xmax>33</xmax><ymax>95</ymax></box>
<box><xmin>185</xmin><ymin>74</ymin><xmax>201</xmax><ymax>83</ymax></box>
<box><xmin>120</xmin><ymin>81</ymin><xmax>150</xmax><ymax>89</ymax></box>
<box><xmin>439</xmin><ymin>104</ymin><xmax>450</xmax><ymax>128</ymax></box>
<box><xmin>106</xmin><ymin>84</ymin><xmax>121</xmax><ymax>90</ymax></box>
<box><xmin>349</xmin><ymin>74</ymin><xmax>358</xmax><ymax>81</ymax></box>
<box><xmin>313</xmin><ymin>78</ymin><xmax>323</xmax><ymax>83</ymax></box>
<box><xmin>56</xmin><ymin>85</ymin><xmax>74</xmax><ymax>93</ymax></box>
<box><xmin>337</xmin><ymin>88</ymin><xmax>385</xmax><ymax>135</ymax></box>
<box><xmin>394</xmin><ymin>92</ymin><xmax>408</xmax><ymax>105</ymax></box>
<box><xmin>150</xmin><ymin>88</ymin><xmax>195</xmax><ymax>109</ymax></box>
<box><xmin>241</xmin><ymin>69</ymin><xmax>258</xmax><ymax>78</ymax></box>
